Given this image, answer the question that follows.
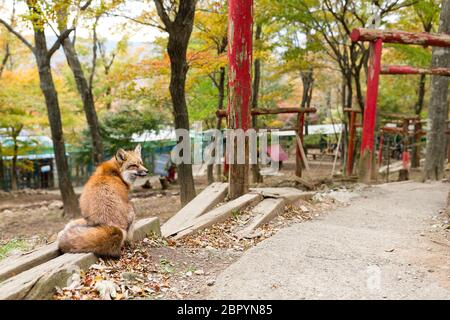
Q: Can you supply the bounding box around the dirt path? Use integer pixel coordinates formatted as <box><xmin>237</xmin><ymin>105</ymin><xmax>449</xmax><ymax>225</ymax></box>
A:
<box><xmin>207</xmin><ymin>181</ymin><xmax>450</xmax><ymax>299</ymax></box>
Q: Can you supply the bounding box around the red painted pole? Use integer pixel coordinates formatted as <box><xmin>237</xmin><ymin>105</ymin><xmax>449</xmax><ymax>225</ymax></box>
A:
<box><xmin>381</xmin><ymin>65</ymin><xmax>450</xmax><ymax>76</ymax></box>
<box><xmin>351</xmin><ymin>28</ymin><xmax>450</xmax><ymax>47</ymax></box>
<box><xmin>359</xmin><ymin>38</ymin><xmax>383</xmax><ymax>183</ymax></box>
<box><xmin>227</xmin><ymin>0</ymin><xmax>252</xmax><ymax>199</ymax></box>
<box><xmin>346</xmin><ymin>111</ymin><xmax>356</xmax><ymax>176</ymax></box>
<box><xmin>295</xmin><ymin>113</ymin><xmax>305</xmax><ymax>177</ymax></box>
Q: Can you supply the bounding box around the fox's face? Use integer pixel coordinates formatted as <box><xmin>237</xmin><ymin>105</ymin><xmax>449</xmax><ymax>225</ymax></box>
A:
<box><xmin>115</xmin><ymin>144</ymin><xmax>148</xmax><ymax>185</ymax></box>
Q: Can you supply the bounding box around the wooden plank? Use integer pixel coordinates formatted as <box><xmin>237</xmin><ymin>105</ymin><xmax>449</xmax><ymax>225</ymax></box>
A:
<box><xmin>381</xmin><ymin>65</ymin><xmax>450</xmax><ymax>76</ymax></box>
<box><xmin>0</xmin><ymin>252</ymin><xmax>96</xmax><ymax>300</ymax></box>
<box><xmin>0</xmin><ymin>242</ymin><xmax>60</xmax><ymax>283</ymax></box>
<box><xmin>161</xmin><ymin>182</ymin><xmax>228</xmax><ymax>237</ymax></box>
<box><xmin>132</xmin><ymin>217</ymin><xmax>161</xmax><ymax>241</ymax></box>
<box><xmin>236</xmin><ymin>198</ymin><xmax>285</xmax><ymax>239</ymax></box>
<box><xmin>173</xmin><ymin>193</ymin><xmax>263</xmax><ymax>239</ymax></box>
<box><xmin>0</xmin><ymin>217</ymin><xmax>160</xmax><ymax>285</ymax></box>
<box><xmin>351</xmin><ymin>28</ymin><xmax>450</xmax><ymax>47</ymax></box>
<box><xmin>250</xmin><ymin>187</ymin><xmax>315</xmax><ymax>203</ymax></box>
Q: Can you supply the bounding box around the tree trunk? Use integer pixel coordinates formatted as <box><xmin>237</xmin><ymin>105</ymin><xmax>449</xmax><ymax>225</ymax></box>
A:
<box><xmin>60</xmin><ymin>35</ymin><xmax>104</xmax><ymax>165</ymax></box>
<box><xmin>0</xmin><ymin>43</ymin><xmax>10</xmax><ymax>78</ymax></box>
<box><xmin>10</xmin><ymin>127</ymin><xmax>21</xmax><ymax>191</ymax></box>
<box><xmin>215</xmin><ymin>66</ymin><xmax>226</xmax><ymax>181</ymax></box>
<box><xmin>251</xmin><ymin>24</ymin><xmax>263</xmax><ymax>184</ymax></box>
<box><xmin>163</xmin><ymin>1</ymin><xmax>197</xmax><ymax>206</ymax></box>
<box><xmin>33</xmin><ymin>26</ymin><xmax>79</xmax><ymax>217</ymax></box>
<box><xmin>207</xmin><ymin>66</ymin><xmax>226</xmax><ymax>184</ymax></box>
<box><xmin>0</xmin><ymin>142</ymin><xmax>4</xmax><ymax>191</ymax></box>
<box><xmin>412</xmin><ymin>74</ymin><xmax>426</xmax><ymax>168</ymax></box>
<box><xmin>423</xmin><ymin>0</ymin><xmax>450</xmax><ymax>181</ymax></box>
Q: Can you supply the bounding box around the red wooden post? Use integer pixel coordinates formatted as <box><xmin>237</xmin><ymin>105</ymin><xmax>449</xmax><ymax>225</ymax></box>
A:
<box><xmin>346</xmin><ymin>110</ymin><xmax>357</xmax><ymax>176</ymax></box>
<box><xmin>359</xmin><ymin>38</ymin><xmax>383</xmax><ymax>183</ymax></box>
<box><xmin>351</xmin><ymin>28</ymin><xmax>450</xmax><ymax>47</ymax></box>
<box><xmin>227</xmin><ymin>0</ymin><xmax>253</xmax><ymax>199</ymax></box>
<box><xmin>381</xmin><ymin>65</ymin><xmax>450</xmax><ymax>76</ymax></box>
<box><xmin>295</xmin><ymin>113</ymin><xmax>305</xmax><ymax>177</ymax></box>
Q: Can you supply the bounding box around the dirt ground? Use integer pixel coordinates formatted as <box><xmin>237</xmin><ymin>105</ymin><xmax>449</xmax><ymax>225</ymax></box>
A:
<box><xmin>0</xmin><ymin>159</ymin><xmax>338</xmax><ymax>245</ymax></box>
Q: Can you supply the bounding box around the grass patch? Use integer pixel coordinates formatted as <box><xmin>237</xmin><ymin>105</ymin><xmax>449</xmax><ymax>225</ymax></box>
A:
<box><xmin>0</xmin><ymin>239</ymin><xmax>27</xmax><ymax>261</ymax></box>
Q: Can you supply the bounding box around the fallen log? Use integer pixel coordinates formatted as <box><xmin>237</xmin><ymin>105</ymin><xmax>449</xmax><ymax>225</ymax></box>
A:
<box><xmin>249</xmin><ymin>187</ymin><xmax>315</xmax><ymax>203</ymax></box>
<box><xmin>235</xmin><ymin>198</ymin><xmax>286</xmax><ymax>239</ymax></box>
<box><xmin>173</xmin><ymin>193</ymin><xmax>263</xmax><ymax>239</ymax></box>
<box><xmin>161</xmin><ymin>182</ymin><xmax>228</xmax><ymax>237</ymax></box>
<box><xmin>0</xmin><ymin>252</ymin><xmax>97</xmax><ymax>300</ymax></box>
<box><xmin>0</xmin><ymin>243</ymin><xmax>60</xmax><ymax>283</ymax></box>
<box><xmin>0</xmin><ymin>217</ymin><xmax>160</xmax><ymax>299</ymax></box>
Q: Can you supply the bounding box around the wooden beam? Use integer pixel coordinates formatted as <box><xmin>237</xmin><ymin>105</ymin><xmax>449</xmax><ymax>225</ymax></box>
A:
<box><xmin>351</xmin><ymin>28</ymin><xmax>450</xmax><ymax>47</ymax></box>
<box><xmin>173</xmin><ymin>193</ymin><xmax>263</xmax><ymax>239</ymax></box>
<box><xmin>161</xmin><ymin>182</ymin><xmax>228</xmax><ymax>237</ymax></box>
<box><xmin>381</xmin><ymin>65</ymin><xmax>450</xmax><ymax>76</ymax></box>
<box><xmin>0</xmin><ymin>242</ymin><xmax>60</xmax><ymax>283</ymax></box>
<box><xmin>0</xmin><ymin>252</ymin><xmax>97</xmax><ymax>300</ymax></box>
<box><xmin>216</xmin><ymin>107</ymin><xmax>317</xmax><ymax>118</ymax></box>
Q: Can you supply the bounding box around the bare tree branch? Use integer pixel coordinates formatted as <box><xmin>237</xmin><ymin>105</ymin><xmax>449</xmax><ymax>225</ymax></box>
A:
<box><xmin>88</xmin><ymin>16</ymin><xmax>100</xmax><ymax>91</ymax></box>
<box><xmin>0</xmin><ymin>43</ymin><xmax>10</xmax><ymax>78</ymax></box>
<box><xmin>80</xmin><ymin>0</ymin><xmax>93</xmax><ymax>11</ymax></box>
<box><xmin>154</xmin><ymin>0</ymin><xmax>173</xmax><ymax>30</ymax></box>
<box><xmin>0</xmin><ymin>18</ymin><xmax>34</xmax><ymax>53</ymax></box>
<box><xmin>107</xmin><ymin>12</ymin><xmax>167</xmax><ymax>32</ymax></box>
<box><xmin>47</xmin><ymin>28</ymin><xmax>75</xmax><ymax>59</ymax></box>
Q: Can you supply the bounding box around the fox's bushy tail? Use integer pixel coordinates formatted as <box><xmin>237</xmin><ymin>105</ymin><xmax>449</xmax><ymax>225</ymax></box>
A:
<box><xmin>58</xmin><ymin>219</ymin><xmax>124</xmax><ymax>258</ymax></box>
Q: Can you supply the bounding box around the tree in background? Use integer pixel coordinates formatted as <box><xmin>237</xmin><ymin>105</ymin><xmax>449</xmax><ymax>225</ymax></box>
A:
<box><xmin>0</xmin><ymin>69</ymin><xmax>47</xmax><ymax>190</ymax></box>
<box><xmin>0</xmin><ymin>0</ymin><xmax>79</xmax><ymax>216</ymax></box>
<box><xmin>55</xmin><ymin>0</ymin><xmax>104</xmax><ymax>165</ymax></box>
<box><xmin>424</xmin><ymin>0</ymin><xmax>450</xmax><ymax>181</ymax></box>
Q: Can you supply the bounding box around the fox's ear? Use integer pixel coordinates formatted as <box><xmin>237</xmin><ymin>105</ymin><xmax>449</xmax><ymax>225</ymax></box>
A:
<box><xmin>134</xmin><ymin>144</ymin><xmax>142</xmax><ymax>157</ymax></box>
<box><xmin>115</xmin><ymin>148</ymin><xmax>127</xmax><ymax>163</ymax></box>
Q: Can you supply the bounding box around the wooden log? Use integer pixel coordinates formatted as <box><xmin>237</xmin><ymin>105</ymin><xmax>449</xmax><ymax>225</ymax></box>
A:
<box><xmin>235</xmin><ymin>198</ymin><xmax>285</xmax><ymax>239</ymax></box>
<box><xmin>217</xmin><ymin>107</ymin><xmax>317</xmax><ymax>118</ymax></box>
<box><xmin>380</xmin><ymin>112</ymin><xmax>420</xmax><ymax>120</ymax></box>
<box><xmin>351</xmin><ymin>28</ymin><xmax>450</xmax><ymax>47</ymax></box>
<box><xmin>249</xmin><ymin>187</ymin><xmax>315</xmax><ymax>203</ymax></box>
<box><xmin>173</xmin><ymin>193</ymin><xmax>263</xmax><ymax>239</ymax></box>
<box><xmin>0</xmin><ymin>242</ymin><xmax>60</xmax><ymax>283</ymax></box>
<box><xmin>0</xmin><ymin>217</ymin><xmax>160</xmax><ymax>286</ymax></box>
<box><xmin>251</xmin><ymin>107</ymin><xmax>316</xmax><ymax>115</ymax></box>
<box><xmin>0</xmin><ymin>252</ymin><xmax>96</xmax><ymax>300</ymax></box>
<box><xmin>132</xmin><ymin>217</ymin><xmax>161</xmax><ymax>241</ymax></box>
<box><xmin>381</xmin><ymin>65</ymin><xmax>450</xmax><ymax>76</ymax></box>
<box><xmin>161</xmin><ymin>182</ymin><xmax>228</xmax><ymax>237</ymax></box>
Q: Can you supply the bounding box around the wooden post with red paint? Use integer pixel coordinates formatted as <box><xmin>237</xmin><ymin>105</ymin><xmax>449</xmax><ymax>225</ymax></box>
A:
<box><xmin>344</xmin><ymin>108</ymin><xmax>361</xmax><ymax>176</ymax></box>
<box><xmin>227</xmin><ymin>0</ymin><xmax>253</xmax><ymax>199</ymax></box>
<box><xmin>296</xmin><ymin>113</ymin><xmax>305</xmax><ymax>177</ymax></box>
<box><xmin>358</xmin><ymin>38</ymin><xmax>382</xmax><ymax>183</ymax></box>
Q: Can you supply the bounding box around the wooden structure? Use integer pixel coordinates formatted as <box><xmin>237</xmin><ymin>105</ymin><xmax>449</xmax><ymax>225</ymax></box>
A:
<box><xmin>344</xmin><ymin>108</ymin><xmax>362</xmax><ymax>176</ymax></box>
<box><xmin>0</xmin><ymin>217</ymin><xmax>161</xmax><ymax>299</ymax></box>
<box><xmin>351</xmin><ymin>28</ymin><xmax>450</xmax><ymax>183</ymax></box>
<box><xmin>217</xmin><ymin>107</ymin><xmax>317</xmax><ymax>178</ymax></box>
<box><xmin>227</xmin><ymin>0</ymin><xmax>253</xmax><ymax>199</ymax></box>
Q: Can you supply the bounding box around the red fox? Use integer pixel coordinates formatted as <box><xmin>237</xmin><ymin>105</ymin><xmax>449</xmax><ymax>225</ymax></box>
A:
<box><xmin>58</xmin><ymin>145</ymin><xmax>148</xmax><ymax>258</ymax></box>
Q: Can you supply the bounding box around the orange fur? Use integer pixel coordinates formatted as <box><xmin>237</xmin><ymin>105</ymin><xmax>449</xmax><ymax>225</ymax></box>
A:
<box><xmin>58</xmin><ymin>145</ymin><xmax>147</xmax><ymax>258</ymax></box>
